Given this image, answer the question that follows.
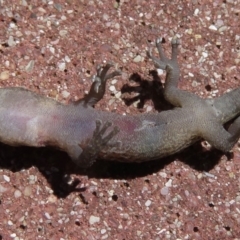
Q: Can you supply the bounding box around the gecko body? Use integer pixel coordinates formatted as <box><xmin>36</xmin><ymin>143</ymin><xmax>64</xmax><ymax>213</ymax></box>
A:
<box><xmin>0</xmin><ymin>38</ymin><xmax>240</xmax><ymax>167</ymax></box>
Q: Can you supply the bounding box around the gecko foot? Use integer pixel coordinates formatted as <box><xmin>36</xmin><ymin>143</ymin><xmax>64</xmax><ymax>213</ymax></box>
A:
<box><xmin>80</xmin><ymin>63</ymin><xmax>122</xmax><ymax>107</ymax></box>
<box><xmin>96</xmin><ymin>63</ymin><xmax>122</xmax><ymax>82</ymax></box>
<box><xmin>147</xmin><ymin>36</ymin><xmax>180</xmax><ymax>70</ymax></box>
<box><xmin>171</xmin><ymin>36</ymin><xmax>180</xmax><ymax>46</ymax></box>
<box><xmin>77</xmin><ymin>120</ymin><xmax>120</xmax><ymax>168</ymax></box>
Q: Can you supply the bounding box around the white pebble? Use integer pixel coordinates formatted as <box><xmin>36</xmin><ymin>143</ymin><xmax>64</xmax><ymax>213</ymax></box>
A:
<box><xmin>133</xmin><ymin>55</ymin><xmax>142</xmax><ymax>63</ymax></box>
<box><xmin>49</xmin><ymin>47</ymin><xmax>55</xmax><ymax>54</ymax></box>
<box><xmin>109</xmin><ymin>85</ymin><xmax>116</xmax><ymax>92</ymax></box>
<box><xmin>165</xmin><ymin>179</ymin><xmax>172</xmax><ymax>187</ymax></box>
<box><xmin>157</xmin><ymin>69</ymin><xmax>164</xmax><ymax>75</ymax></box>
<box><xmin>115</xmin><ymin>91</ymin><xmax>121</xmax><ymax>99</ymax></box>
<box><xmin>9</xmin><ymin>22</ymin><xmax>16</xmax><ymax>28</ymax></box>
<box><xmin>14</xmin><ymin>190</ymin><xmax>22</xmax><ymax>198</ymax></box>
<box><xmin>8</xmin><ymin>220</ymin><xmax>13</xmax><ymax>225</ymax></box>
<box><xmin>188</xmin><ymin>72</ymin><xmax>194</xmax><ymax>77</ymax></box>
<box><xmin>194</xmin><ymin>8</ymin><xmax>199</xmax><ymax>16</ymax></box>
<box><xmin>65</xmin><ymin>55</ymin><xmax>71</xmax><ymax>62</ymax></box>
<box><xmin>209</xmin><ymin>25</ymin><xmax>217</xmax><ymax>31</ymax></box>
<box><xmin>111</xmin><ymin>79</ymin><xmax>117</xmax><ymax>84</ymax></box>
<box><xmin>3</xmin><ymin>175</ymin><xmax>10</xmax><ymax>182</ymax></box>
<box><xmin>159</xmin><ymin>172</ymin><xmax>167</xmax><ymax>178</ymax></box>
<box><xmin>58</xmin><ymin>62</ymin><xmax>66</xmax><ymax>71</ymax></box>
<box><xmin>89</xmin><ymin>215</ymin><xmax>100</xmax><ymax>225</ymax></box>
<box><xmin>146</xmin><ymin>105</ymin><xmax>153</xmax><ymax>112</ymax></box>
<box><xmin>7</xmin><ymin>35</ymin><xmax>16</xmax><ymax>47</ymax></box>
<box><xmin>160</xmin><ymin>187</ymin><xmax>169</xmax><ymax>195</ymax></box>
<box><xmin>202</xmin><ymin>52</ymin><xmax>208</xmax><ymax>58</ymax></box>
<box><xmin>0</xmin><ymin>184</ymin><xmax>8</xmax><ymax>193</ymax></box>
<box><xmin>115</xmin><ymin>23</ymin><xmax>120</xmax><ymax>29</ymax></box>
<box><xmin>62</xmin><ymin>90</ymin><xmax>70</xmax><ymax>98</ymax></box>
<box><xmin>44</xmin><ymin>212</ymin><xmax>52</xmax><ymax>219</ymax></box>
<box><xmin>103</xmin><ymin>14</ymin><xmax>109</xmax><ymax>21</ymax></box>
<box><xmin>145</xmin><ymin>200</ymin><xmax>152</xmax><ymax>207</ymax></box>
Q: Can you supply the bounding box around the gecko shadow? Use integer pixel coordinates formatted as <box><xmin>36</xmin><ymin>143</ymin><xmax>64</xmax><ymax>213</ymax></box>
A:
<box><xmin>0</xmin><ymin>134</ymin><xmax>229</xmax><ymax>198</ymax></box>
<box><xmin>121</xmin><ymin>71</ymin><xmax>173</xmax><ymax>111</ymax></box>
<box><xmin>0</xmin><ymin>143</ymin><xmax>87</xmax><ymax>197</ymax></box>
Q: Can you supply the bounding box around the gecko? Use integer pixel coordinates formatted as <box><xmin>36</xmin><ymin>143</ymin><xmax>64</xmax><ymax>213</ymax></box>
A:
<box><xmin>0</xmin><ymin>37</ymin><xmax>240</xmax><ymax>168</ymax></box>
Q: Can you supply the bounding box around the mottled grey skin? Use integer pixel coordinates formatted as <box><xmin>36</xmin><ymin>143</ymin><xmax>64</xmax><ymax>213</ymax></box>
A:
<box><xmin>0</xmin><ymin>38</ymin><xmax>240</xmax><ymax>168</ymax></box>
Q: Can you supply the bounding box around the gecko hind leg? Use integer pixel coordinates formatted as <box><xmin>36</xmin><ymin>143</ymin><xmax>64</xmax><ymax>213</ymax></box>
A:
<box><xmin>147</xmin><ymin>37</ymin><xmax>197</xmax><ymax>107</ymax></box>
<box><xmin>75</xmin><ymin>120</ymin><xmax>120</xmax><ymax>168</ymax></box>
<box><xmin>79</xmin><ymin>63</ymin><xmax>122</xmax><ymax>107</ymax></box>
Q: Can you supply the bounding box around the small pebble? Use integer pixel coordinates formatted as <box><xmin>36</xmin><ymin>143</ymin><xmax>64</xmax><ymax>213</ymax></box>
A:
<box><xmin>44</xmin><ymin>212</ymin><xmax>52</xmax><ymax>219</ymax></box>
<box><xmin>89</xmin><ymin>215</ymin><xmax>100</xmax><ymax>225</ymax></box>
<box><xmin>65</xmin><ymin>56</ymin><xmax>71</xmax><ymax>62</ymax></box>
<box><xmin>159</xmin><ymin>172</ymin><xmax>167</xmax><ymax>178</ymax></box>
<box><xmin>58</xmin><ymin>62</ymin><xmax>66</xmax><ymax>71</ymax></box>
<box><xmin>115</xmin><ymin>91</ymin><xmax>121</xmax><ymax>99</ymax></box>
<box><xmin>103</xmin><ymin>14</ymin><xmax>109</xmax><ymax>21</ymax></box>
<box><xmin>0</xmin><ymin>71</ymin><xmax>10</xmax><ymax>80</ymax></box>
<box><xmin>121</xmin><ymin>213</ymin><xmax>129</xmax><ymax>220</ymax></box>
<box><xmin>157</xmin><ymin>69</ymin><xmax>164</xmax><ymax>75</ymax></box>
<box><xmin>188</xmin><ymin>72</ymin><xmax>194</xmax><ymax>77</ymax></box>
<box><xmin>3</xmin><ymin>175</ymin><xmax>10</xmax><ymax>182</ymax></box>
<box><xmin>209</xmin><ymin>25</ymin><xmax>217</xmax><ymax>31</ymax></box>
<box><xmin>23</xmin><ymin>186</ymin><xmax>32</xmax><ymax>196</ymax></box>
<box><xmin>49</xmin><ymin>47</ymin><xmax>55</xmax><ymax>54</ymax></box>
<box><xmin>160</xmin><ymin>187</ymin><xmax>169</xmax><ymax>196</ymax></box>
<box><xmin>8</xmin><ymin>220</ymin><xmax>13</xmax><ymax>225</ymax></box>
<box><xmin>133</xmin><ymin>55</ymin><xmax>142</xmax><ymax>63</ymax></box>
<box><xmin>59</xmin><ymin>30</ymin><xmax>68</xmax><ymax>36</ymax></box>
<box><xmin>10</xmin><ymin>233</ymin><xmax>16</xmax><ymax>238</ymax></box>
<box><xmin>109</xmin><ymin>85</ymin><xmax>116</xmax><ymax>92</ymax></box>
<box><xmin>25</xmin><ymin>60</ymin><xmax>35</xmax><ymax>72</ymax></box>
<box><xmin>14</xmin><ymin>190</ymin><xmax>22</xmax><ymax>198</ymax></box>
<box><xmin>62</xmin><ymin>90</ymin><xmax>70</xmax><ymax>98</ymax></box>
<box><xmin>145</xmin><ymin>200</ymin><xmax>152</xmax><ymax>207</ymax></box>
<box><xmin>165</xmin><ymin>179</ymin><xmax>172</xmax><ymax>187</ymax></box>
<box><xmin>194</xmin><ymin>8</ymin><xmax>199</xmax><ymax>16</ymax></box>
<box><xmin>115</xmin><ymin>23</ymin><xmax>120</xmax><ymax>29</ymax></box>
<box><xmin>146</xmin><ymin>105</ymin><xmax>153</xmax><ymax>112</ymax></box>
<box><xmin>218</xmin><ymin>26</ymin><xmax>227</xmax><ymax>32</ymax></box>
<box><xmin>7</xmin><ymin>36</ymin><xmax>16</xmax><ymax>46</ymax></box>
<box><xmin>0</xmin><ymin>184</ymin><xmax>8</xmax><ymax>193</ymax></box>
<box><xmin>202</xmin><ymin>52</ymin><xmax>208</xmax><ymax>58</ymax></box>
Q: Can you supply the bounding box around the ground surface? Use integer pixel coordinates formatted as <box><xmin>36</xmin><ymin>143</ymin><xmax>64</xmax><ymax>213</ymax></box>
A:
<box><xmin>0</xmin><ymin>0</ymin><xmax>240</xmax><ymax>239</ymax></box>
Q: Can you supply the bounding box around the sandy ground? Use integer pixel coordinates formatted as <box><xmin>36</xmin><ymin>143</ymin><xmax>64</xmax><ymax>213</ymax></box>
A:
<box><xmin>0</xmin><ymin>0</ymin><xmax>240</xmax><ymax>239</ymax></box>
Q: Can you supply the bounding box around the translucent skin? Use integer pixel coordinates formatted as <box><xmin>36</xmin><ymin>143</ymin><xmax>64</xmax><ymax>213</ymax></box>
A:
<box><xmin>0</xmin><ymin>39</ymin><xmax>240</xmax><ymax>168</ymax></box>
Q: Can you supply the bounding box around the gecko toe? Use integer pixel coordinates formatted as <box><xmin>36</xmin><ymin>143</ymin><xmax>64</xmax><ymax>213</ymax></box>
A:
<box><xmin>171</xmin><ymin>37</ymin><xmax>180</xmax><ymax>46</ymax></box>
<box><xmin>156</xmin><ymin>37</ymin><xmax>163</xmax><ymax>45</ymax></box>
<box><xmin>146</xmin><ymin>49</ymin><xmax>151</xmax><ymax>58</ymax></box>
<box><xmin>105</xmin><ymin>62</ymin><xmax>114</xmax><ymax>67</ymax></box>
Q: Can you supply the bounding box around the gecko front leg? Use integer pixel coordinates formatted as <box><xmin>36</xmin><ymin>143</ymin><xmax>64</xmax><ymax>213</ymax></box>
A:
<box><xmin>76</xmin><ymin>120</ymin><xmax>120</xmax><ymax>168</ymax></box>
<box><xmin>79</xmin><ymin>63</ymin><xmax>122</xmax><ymax>108</ymax></box>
